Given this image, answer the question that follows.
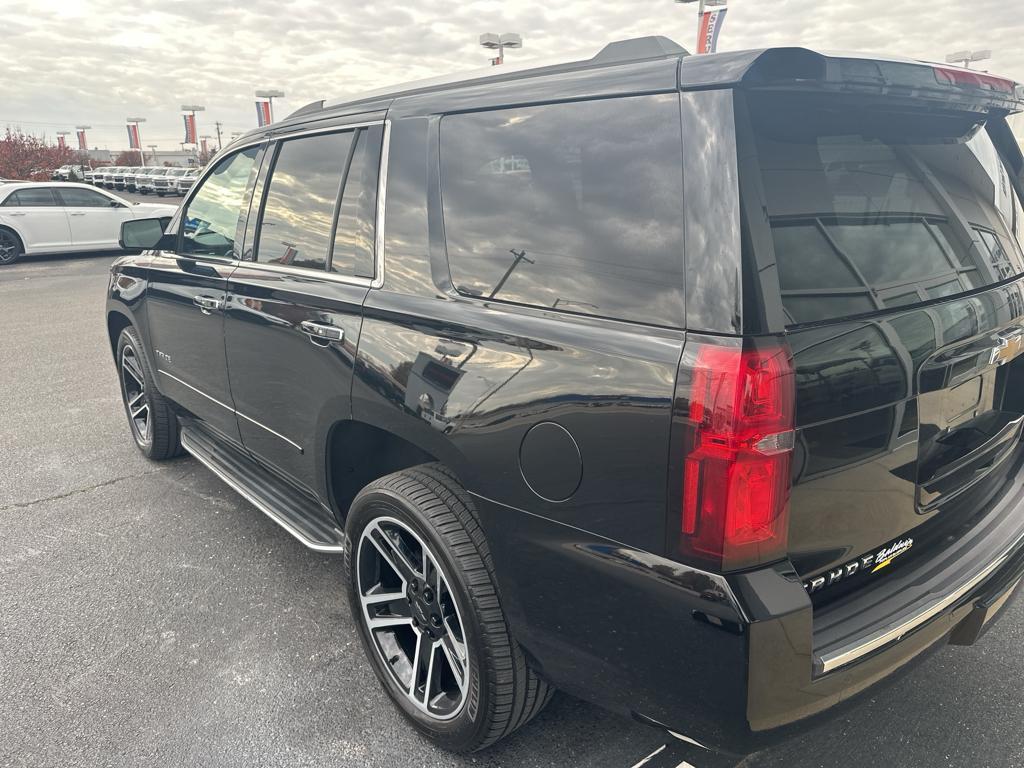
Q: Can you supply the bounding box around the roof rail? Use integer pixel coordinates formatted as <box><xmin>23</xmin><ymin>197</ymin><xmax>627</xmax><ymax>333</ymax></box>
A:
<box><xmin>297</xmin><ymin>35</ymin><xmax>688</xmax><ymax>120</ymax></box>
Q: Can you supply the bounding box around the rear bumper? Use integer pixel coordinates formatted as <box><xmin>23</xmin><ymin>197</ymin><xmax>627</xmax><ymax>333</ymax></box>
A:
<box><xmin>471</xmin><ymin>473</ymin><xmax>1024</xmax><ymax>755</ymax></box>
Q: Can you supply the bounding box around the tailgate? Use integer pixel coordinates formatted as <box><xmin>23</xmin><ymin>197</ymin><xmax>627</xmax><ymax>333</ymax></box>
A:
<box><xmin>740</xmin><ymin>84</ymin><xmax>1024</xmax><ymax>606</ymax></box>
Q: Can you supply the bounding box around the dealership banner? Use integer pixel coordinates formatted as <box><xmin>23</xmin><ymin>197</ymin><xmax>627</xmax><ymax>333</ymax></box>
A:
<box><xmin>256</xmin><ymin>100</ymin><xmax>272</xmax><ymax>127</ymax></box>
<box><xmin>77</xmin><ymin>129</ymin><xmax>88</xmax><ymax>150</ymax></box>
<box><xmin>201</xmin><ymin>137</ymin><xmax>209</xmax><ymax>156</ymax></box>
<box><xmin>126</xmin><ymin>123</ymin><xmax>141</xmax><ymax>149</ymax></box>
<box><xmin>57</xmin><ymin>135</ymin><xmax>66</xmax><ymax>149</ymax></box>
<box><xmin>183</xmin><ymin>113</ymin><xmax>197</xmax><ymax>144</ymax></box>
<box><xmin>697</xmin><ymin>6</ymin><xmax>728</xmax><ymax>54</ymax></box>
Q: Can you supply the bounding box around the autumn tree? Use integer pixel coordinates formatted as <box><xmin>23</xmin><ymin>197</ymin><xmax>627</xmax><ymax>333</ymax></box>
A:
<box><xmin>114</xmin><ymin>151</ymin><xmax>143</xmax><ymax>167</ymax></box>
<box><xmin>0</xmin><ymin>128</ymin><xmax>75</xmax><ymax>180</ymax></box>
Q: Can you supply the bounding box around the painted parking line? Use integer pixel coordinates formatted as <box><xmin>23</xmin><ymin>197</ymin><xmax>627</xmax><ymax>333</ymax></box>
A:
<box><xmin>627</xmin><ymin>735</ymin><xmax>742</xmax><ymax>768</ymax></box>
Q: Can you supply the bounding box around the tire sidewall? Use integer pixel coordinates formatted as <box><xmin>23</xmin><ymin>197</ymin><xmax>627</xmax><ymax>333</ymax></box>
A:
<box><xmin>346</xmin><ymin>488</ymin><xmax>493</xmax><ymax>751</ymax></box>
<box><xmin>0</xmin><ymin>229</ymin><xmax>22</xmax><ymax>266</ymax></box>
<box><xmin>116</xmin><ymin>328</ymin><xmax>156</xmax><ymax>455</ymax></box>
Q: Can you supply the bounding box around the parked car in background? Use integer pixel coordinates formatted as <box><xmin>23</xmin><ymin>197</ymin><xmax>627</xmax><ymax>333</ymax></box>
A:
<box><xmin>151</xmin><ymin>167</ymin><xmax>186</xmax><ymax>196</ymax></box>
<box><xmin>175</xmin><ymin>167</ymin><xmax>201</xmax><ymax>196</ymax></box>
<box><xmin>111</xmin><ymin>168</ymin><xmax>129</xmax><ymax>190</ymax></box>
<box><xmin>82</xmin><ymin>169</ymin><xmax>95</xmax><ymax>184</ymax></box>
<box><xmin>125</xmin><ymin>167</ymin><xmax>150</xmax><ymax>192</ymax></box>
<box><xmin>98</xmin><ymin>167</ymin><xmax>120</xmax><ymax>188</ymax></box>
<box><xmin>0</xmin><ymin>181</ymin><xmax>176</xmax><ymax>265</ymax></box>
<box><xmin>50</xmin><ymin>165</ymin><xmax>77</xmax><ymax>181</ymax></box>
<box><xmin>106</xmin><ymin>38</ymin><xmax>1024</xmax><ymax>757</ymax></box>
<box><xmin>137</xmin><ymin>167</ymin><xmax>169</xmax><ymax>195</ymax></box>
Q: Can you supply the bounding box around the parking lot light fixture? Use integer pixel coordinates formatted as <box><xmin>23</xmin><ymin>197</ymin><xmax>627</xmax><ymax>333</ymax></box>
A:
<box><xmin>945</xmin><ymin>49</ymin><xmax>992</xmax><ymax>69</ymax></box>
<box><xmin>255</xmin><ymin>89</ymin><xmax>286</xmax><ymax>122</ymax></box>
<box><xmin>479</xmin><ymin>33</ymin><xmax>522</xmax><ymax>66</ymax></box>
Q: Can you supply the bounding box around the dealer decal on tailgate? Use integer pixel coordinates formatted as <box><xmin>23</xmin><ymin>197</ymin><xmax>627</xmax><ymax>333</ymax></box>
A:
<box><xmin>805</xmin><ymin>538</ymin><xmax>915</xmax><ymax>594</ymax></box>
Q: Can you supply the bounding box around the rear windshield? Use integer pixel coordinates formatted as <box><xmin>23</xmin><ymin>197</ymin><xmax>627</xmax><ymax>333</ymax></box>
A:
<box><xmin>746</xmin><ymin>94</ymin><xmax>1024</xmax><ymax>325</ymax></box>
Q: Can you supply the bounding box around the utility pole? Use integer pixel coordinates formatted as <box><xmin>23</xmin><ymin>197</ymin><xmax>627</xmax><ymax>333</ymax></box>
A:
<box><xmin>214</xmin><ymin>121</ymin><xmax>223</xmax><ymax>150</ymax></box>
<box><xmin>147</xmin><ymin>144</ymin><xmax>158</xmax><ymax>165</ymax></box>
<box><xmin>489</xmin><ymin>249</ymin><xmax>534</xmax><ymax>299</ymax></box>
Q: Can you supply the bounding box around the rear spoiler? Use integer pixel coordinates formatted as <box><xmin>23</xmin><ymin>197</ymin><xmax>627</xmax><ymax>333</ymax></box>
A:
<box><xmin>681</xmin><ymin>47</ymin><xmax>1024</xmax><ymax>115</ymax></box>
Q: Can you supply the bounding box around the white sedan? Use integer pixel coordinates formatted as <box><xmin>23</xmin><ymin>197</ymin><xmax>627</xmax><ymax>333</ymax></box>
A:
<box><xmin>0</xmin><ymin>182</ymin><xmax>177</xmax><ymax>265</ymax></box>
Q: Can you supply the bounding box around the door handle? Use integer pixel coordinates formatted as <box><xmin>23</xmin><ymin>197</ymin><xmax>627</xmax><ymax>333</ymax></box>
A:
<box><xmin>8</xmin><ymin>212</ymin><xmax>25</xmax><ymax>216</ymax></box>
<box><xmin>69</xmin><ymin>212</ymin><xmax>86</xmax><ymax>216</ymax></box>
<box><xmin>300</xmin><ymin>320</ymin><xmax>344</xmax><ymax>343</ymax></box>
<box><xmin>193</xmin><ymin>294</ymin><xmax>224</xmax><ymax>314</ymax></box>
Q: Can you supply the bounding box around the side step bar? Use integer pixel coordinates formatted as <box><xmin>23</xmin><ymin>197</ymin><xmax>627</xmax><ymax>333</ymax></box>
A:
<box><xmin>180</xmin><ymin>425</ymin><xmax>346</xmax><ymax>553</ymax></box>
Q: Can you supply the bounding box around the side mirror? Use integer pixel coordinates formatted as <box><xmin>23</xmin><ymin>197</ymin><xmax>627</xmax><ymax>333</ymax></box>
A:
<box><xmin>120</xmin><ymin>217</ymin><xmax>175</xmax><ymax>250</ymax></box>
<box><xmin>109</xmin><ymin>199</ymin><xmax>125</xmax><ymax>208</ymax></box>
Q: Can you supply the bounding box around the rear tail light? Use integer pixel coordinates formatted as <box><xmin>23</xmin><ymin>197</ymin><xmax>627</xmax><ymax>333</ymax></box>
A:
<box><xmin>933</xmin><ymin>66</ymin><xmax>1016</xmax><ymax>94</ymax></box>
<box><xmin>679</xmin><ymin>339</ymin><xmax>795</xmax><ymax>572</ymax></box>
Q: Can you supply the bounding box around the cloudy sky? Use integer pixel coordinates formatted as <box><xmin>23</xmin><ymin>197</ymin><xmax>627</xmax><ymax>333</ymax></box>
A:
<box><xmin>3</xmin><ymin>0</ymin><xmax>1022</xmax><ymax>152</ymax></box>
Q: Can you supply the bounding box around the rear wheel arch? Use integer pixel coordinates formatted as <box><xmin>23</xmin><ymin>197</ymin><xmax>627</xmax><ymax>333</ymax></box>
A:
<box><xmin>326</xmin><ymin>420</ymin><xmax>471</xmax><ymax>523</ymax></box>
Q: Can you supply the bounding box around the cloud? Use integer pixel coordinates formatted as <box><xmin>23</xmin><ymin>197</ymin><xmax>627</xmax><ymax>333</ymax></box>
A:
<box><xmin>1</xmin><ymin>0</ymin><xmax>1021</xmax><ymax>151</ymax></box>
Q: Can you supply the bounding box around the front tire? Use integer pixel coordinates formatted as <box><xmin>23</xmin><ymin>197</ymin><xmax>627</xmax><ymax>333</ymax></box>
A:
<box><xmin>0</xmin><ymin>228</ymin><xmax>23</xmax><ymax>265</ymax></box>
<box><xmin>346</xmin><ymin>464</ymin><xmax>552</xmax><ymax>753</ymax></box>
<box><xmin>116</xmin><ymin>326</ymin><xmax>181</xmax><ymax>460</ymax></box>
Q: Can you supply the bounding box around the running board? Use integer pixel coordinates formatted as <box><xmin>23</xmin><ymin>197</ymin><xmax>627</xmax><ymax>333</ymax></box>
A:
<box><xmin>180</xmin><ymin>425</ymin><xmax>346</xmax><ymax>553</ymax></box>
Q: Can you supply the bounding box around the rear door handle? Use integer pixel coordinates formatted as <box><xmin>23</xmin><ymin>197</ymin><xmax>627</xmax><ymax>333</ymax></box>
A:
<box><xmin>69</xmin><ymin>212</ymin><xmax>86</xmax><ymax>216</ymax></box>
<box><xmin>300</xmin><ymin>320</ymin><xmax>344</xmax><ymax>343</ymax></box>
<box><xmin>193</xmin><ymin>294</ymin><xmax>224</xmax><ymax>314</ymax></box>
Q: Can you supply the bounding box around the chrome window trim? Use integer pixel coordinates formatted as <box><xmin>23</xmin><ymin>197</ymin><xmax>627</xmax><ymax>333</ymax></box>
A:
<box><xmin>160</xmin><ymin>119</ymin><xmax>390</xmax><ymax>288</ymax></box>
<box><xmin>372</xmin><ymin>119</ymin><xmax>391</xmax><ymax>289</ymax></box>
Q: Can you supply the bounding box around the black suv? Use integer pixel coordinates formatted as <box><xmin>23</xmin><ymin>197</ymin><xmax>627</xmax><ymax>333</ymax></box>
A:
<box><xmin>107</xmin><ymin>37</ymin><xmax>1024</xmax><ymax>755</ymax></box>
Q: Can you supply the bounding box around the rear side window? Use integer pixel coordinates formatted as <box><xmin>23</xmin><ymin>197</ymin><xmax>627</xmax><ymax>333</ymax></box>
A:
<box><xmin>57</xmin><ymin>188</ymin><xmax>113</xmax><ymax>207</ymax></box>
<box><xmin>3</xmin><ymin>188</ymin><xmax>58</xmax><ymax>207</ymax></box>
<box><xmin>747</xmin><ymin>94</ymin><xmax>1024</xmax><ymax>325</ymax></box>
<box><xmin>440</xmin><ymin>94</ymin><xmax>685</xmax><ymax>327</ymax></box>
<box><xmin>255</xmin><ymin>126</ymin><xmax>381</xmax><ymax>277</ymax></box>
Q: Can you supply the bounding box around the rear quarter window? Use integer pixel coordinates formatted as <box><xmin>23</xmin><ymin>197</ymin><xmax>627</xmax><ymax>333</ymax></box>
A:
<box><xmin>439</xmin><ymin>94</ymin><xmax>685</xmax><ymax>327</ymax></box>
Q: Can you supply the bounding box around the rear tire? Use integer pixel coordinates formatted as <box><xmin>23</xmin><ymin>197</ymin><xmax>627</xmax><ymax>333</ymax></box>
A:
<box><xmin>0</xmin><ymin>228</ymin><xmax>22</xmax><ymax>266</ymax></box>
<box><xmin>116</xmin><ymin>326</ymin><xmax>181</xmax><ymax>460</ymax></box>
<box><xmin>346</xmin><ymin>464</ymin><xmax>552</xmax><ymax>752</ymax></box>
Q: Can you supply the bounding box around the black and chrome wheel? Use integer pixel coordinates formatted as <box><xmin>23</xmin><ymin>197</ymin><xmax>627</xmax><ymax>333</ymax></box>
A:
<box><xmin>0</xmin><ymin>228</ymin><xmax>23</xmax><ymax>266</ymax></box>
<box><xmin>356</xmin><ymin>516</ymin><xmax>470</xmax><ymax>721</ymax></box>
<box><xmin>120</xmin><ymin>345</ymin><xmax>151</xmax><ymax>444</ymax></box>
<box><xmin>115</xmin><ymin>326</ymin><xmax>181</xmax><ymax>460</ymax></box>
<box><xmin>346</xmin><ymin>464</ymin><xmax>552</xmax><ymax>753</ymax></box>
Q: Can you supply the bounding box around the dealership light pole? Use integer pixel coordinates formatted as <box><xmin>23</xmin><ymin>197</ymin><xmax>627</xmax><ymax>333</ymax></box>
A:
<box><xmin>127</xmin><ymin>117</ymin><xmax>146</xmax><ymax>166</ymax></box>
<box><xmin>75</xmin><ymin>125</ymin><xmax>91</xmax><ymax>170</ymax></box>
<box><xmin>255</xmin><ymin>89</ymin><xmax>285</xmax><ymax>122</ymax></box>
<box><xmin>479</xmin><ymin>33</ymin><xmax>522</xmax><ymax>65</ymax></box>
<box><xmin>945</xmin><ymin>49</ymin><xmax>991</xmax><ymax>69</ymax></box>
<box><xmin>148</xmin><ymin>144</ymin><xmax>158</xmax><ymax>165</ymax></box>
<box><xmin>180</xmin><ymin>104</ymin><xmax>205</xmax><ymax>156</ymax></box>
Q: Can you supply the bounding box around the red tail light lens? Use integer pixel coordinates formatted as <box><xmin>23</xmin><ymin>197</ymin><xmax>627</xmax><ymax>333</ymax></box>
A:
<box><xmin>680</xmin><ymin>340</ymin><xmax>795</xmax><ymax>572</ymax></box>
<box><xmin>933</xmin><ymin>66</ymin><xmax>1015</xmax><ymax>94</ymax></box>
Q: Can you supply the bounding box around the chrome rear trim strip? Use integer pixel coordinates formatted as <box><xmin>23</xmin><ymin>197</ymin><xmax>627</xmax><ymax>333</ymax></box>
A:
<box><xmin>816</xmin><ymin>537</ymin><xmax>1020</xmax><ymax>674</ymax></box>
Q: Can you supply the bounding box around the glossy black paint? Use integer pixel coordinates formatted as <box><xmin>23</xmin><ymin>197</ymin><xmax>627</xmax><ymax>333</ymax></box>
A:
<box><xmin>104</xmin><ymin>42</ymin><xmax>1024</xmax><ymax>757</ymax></box>
<box><xmin>145</xmin><ymin>256</ymin><xmax>241</xmax><ymax>443</ymax></box>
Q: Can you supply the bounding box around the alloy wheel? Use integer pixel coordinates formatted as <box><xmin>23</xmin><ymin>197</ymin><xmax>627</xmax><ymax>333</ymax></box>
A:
<box><xmin>120</xmin><ymin>345</ymin><xmax>150</xmax><ymax>443</ymax></box>
<box><xmin>0</xmin><ymin>230</ymin><xmax>20</xmax><ymax>264</ymax></box>
<box><xmin>356</xmin><ymin>516</ymin><xmax>470</xmax><ymax>721</ymax></box>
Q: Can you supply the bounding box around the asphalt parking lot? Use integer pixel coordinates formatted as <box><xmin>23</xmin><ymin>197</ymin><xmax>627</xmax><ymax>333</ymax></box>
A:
<box><xmin>2</xmin><ymin>251</ymin><xmax>1024</xmax><ymax>768</ymax></box>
